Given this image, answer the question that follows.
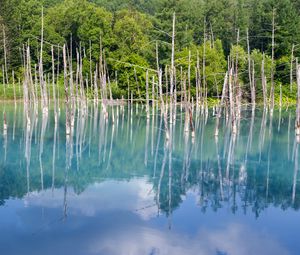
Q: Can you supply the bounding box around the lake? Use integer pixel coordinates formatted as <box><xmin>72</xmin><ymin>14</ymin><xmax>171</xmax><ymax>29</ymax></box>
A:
<box><xmin>0</xmin><ymin>103</ymin><xmax>299</xmax><ymax>255</ymax></box>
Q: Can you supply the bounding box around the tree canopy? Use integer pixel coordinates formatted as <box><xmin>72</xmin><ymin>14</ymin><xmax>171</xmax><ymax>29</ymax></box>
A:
<box><xmin>0</xmin><ymin>0</ymin><xmax>299</xmax><ymax>100</ymax></box>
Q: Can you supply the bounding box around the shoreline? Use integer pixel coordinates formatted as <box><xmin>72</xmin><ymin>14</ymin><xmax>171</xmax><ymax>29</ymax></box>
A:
<box><xmin>0</xmin><ymin>99</ymin><xmax>297</xmax><ymax>109</ymax></box>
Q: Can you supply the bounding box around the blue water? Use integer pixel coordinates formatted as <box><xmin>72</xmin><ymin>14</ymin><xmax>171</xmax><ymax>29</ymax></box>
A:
<box><xmin>0</xmin><ymin>104</ymin><xmax>299</xmax><ymax>255</ymax></box>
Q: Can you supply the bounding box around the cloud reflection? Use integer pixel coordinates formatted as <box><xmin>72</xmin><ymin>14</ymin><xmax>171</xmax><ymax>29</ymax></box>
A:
<box><xmin>20</xmin><ymin>179</ymin><xmax>290</xmax><ymax>255</ymax></box>
<box><xmin>88</xmin><ymin>223</ymin><xmax>289</xmax><ymax>255</ymax></box>
<box><xmin>25</xmin><ymin>179</ymin><xmax>157</xmax><ymax>220</ymax></box>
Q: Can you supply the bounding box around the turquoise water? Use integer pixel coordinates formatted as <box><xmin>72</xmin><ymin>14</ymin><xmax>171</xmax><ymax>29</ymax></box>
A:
<box><xmin>0</xmin><ymin>104</ymin><xmax>299</xmax><ymax>255</ymax></box>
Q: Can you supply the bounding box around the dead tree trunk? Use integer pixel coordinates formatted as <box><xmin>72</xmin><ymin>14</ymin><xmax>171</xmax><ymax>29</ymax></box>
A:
<box><xmin>51</xmin><ymin>46</ymin><xmax>57</xmax><ymax>123</ymax></box>
<box><xmin>202</xmin><ymin>18</ymin><xmax>206</xmax><ymax>109</ymax></box>
<box><xmin>229</xmin><ymin>67</ymin><xmax>237</xmax><ymax>134</ymax></box>
<box><xmin>63</xmin><ymin>45</ymin><xmax>70</xmax><ymax>136</ymax></box>
<box><xmin>39</xmin><ymin>7</ymin><xmax>48</xmax><ymax>112</ymax></box>
<box><xmin>2</xmin><ymin>25</ymin><xmax>8</xmax><ymax>85</ymax></box>
<box><xmin>270</xmin><ymin>9</ymin><xmax>276</xmax><ymax>113</ymax></box>
<box><xmin>12</xmin><ymin>71</ymin><xmax>16</xmax><ymax>107</ymax></box>
<box><xmin>296</xmin><ymin>61</ymin><xmax>300</xmax><ymax>136</ymax></box>
<box><xmin>146</xmin><ymin>70</ymin><xmax>150</xmax><ymax>119</ymax></box>
<box><xmin>291</xmin><ymin>44</ymin><xmax>295</xmax><ymax>93</ymax></box>
<box><xmin>262</xmin><ymin>54</ymin><xmax>268</xmax><ymax>110</ymax></box>
<box><xmin>251</xmin><ymin>59</ymin><xmax>256</xmax><ymax>109</ymax></box>
<box><xmin>246</xmin><ymin>29</ymin><xmax>253</xmax><ymax>105</ymax></box>
<box><xmin>169</xmin><ymin>12</ymin><xmax>176</xmax><ymax>124</ymax></box>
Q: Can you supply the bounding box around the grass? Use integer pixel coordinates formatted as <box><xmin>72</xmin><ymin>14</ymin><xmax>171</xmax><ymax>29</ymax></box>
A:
<box><xmin>0</xmin><ymin>83</ymin><xmax>66</xmax><ymax>101</ymax></box>
<box><xmin>0</xmin><ymin>83</ymin><xmax>298</xmax><ymax>107</ymax></box>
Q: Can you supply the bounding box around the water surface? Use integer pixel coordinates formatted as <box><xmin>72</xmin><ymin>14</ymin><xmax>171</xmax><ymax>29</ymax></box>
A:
<box><xmin>0</xmin><ymin>104</ymin><xmax>299</xmax><ymax>255</ymax></box>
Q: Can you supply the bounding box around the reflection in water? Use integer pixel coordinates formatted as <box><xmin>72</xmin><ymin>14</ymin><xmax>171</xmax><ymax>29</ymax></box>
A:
<box><xmin>0</xmin><ymin>103</ymin><xmax>300</xmax><ymax>255</ymax></box>
<box><xmin>1</xmin><ymin>104</ymin><xmax>300</xmax><ymax>212</ymax></box>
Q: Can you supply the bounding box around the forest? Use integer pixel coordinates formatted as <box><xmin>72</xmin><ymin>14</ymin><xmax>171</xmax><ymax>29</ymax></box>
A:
<box><xmin>0</xmin><ymin>0</ymin><xmax>300</xmax><ymax>103</ymax></box>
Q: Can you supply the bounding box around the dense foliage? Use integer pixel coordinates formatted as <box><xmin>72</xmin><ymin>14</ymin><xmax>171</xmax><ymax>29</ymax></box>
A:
<box><xmin>0</xmin><ymin>0</ymin><xmax>299</xmax><ymax>100</ymax></box>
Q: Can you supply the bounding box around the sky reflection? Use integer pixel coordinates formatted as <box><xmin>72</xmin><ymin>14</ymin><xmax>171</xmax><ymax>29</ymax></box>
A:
<box><xmin>0</xmin><ymin>104</ymin><xmax>300</xmax><ymax>254</ymax></box>
<box><xmin>0</xmin><ymin>180</ymin><xmax>292</xmax><ymax>255</ymax></box>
